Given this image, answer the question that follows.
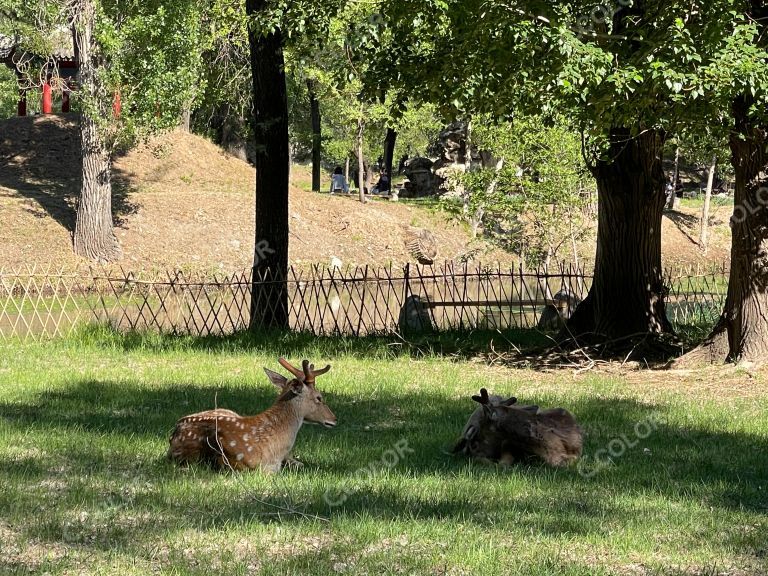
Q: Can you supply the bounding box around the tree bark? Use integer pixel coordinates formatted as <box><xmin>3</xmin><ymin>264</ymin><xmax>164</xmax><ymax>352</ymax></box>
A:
<box><xmin>246</xmin><ymin>0</ymin><xmax>290</xmax><ymax>330</ymax></box>
<box><xmin>699</xmin><ymin>155</ymin><xmax>717</xmax><ymax>251</ymax></box>
<box><xmin>383</xmin><ymin>128</ymin><xmax>397</xmax><ymax>187</ymax></box>
<box><xmin>719</xmin><ymin>97</ymin><xmax>768</xmax><ymax>364</ymax></box>
<box><xmin>565</xmin><ymin>128</ymin><xmax>671</xmax><ymax>341</ymax></box>
<box><xmin>71</xmin><ymin>0</ymin><xmax>121</xmax><ymax>262</ymax></box>
<box><xmin>344</xmin><ymin>156</ymin><xmax>350</xmax><ymax>186</ymax></box>
<box><xmin>666</xmin><ymin>145</ymin><xmax>680</xmax><ymax>209</ymax></box>
<box><xmin>356</xmin><ymin>112</ymin><xmax>366</xmax><ymax>203</ymax></box>
<box><xmin>676</xmin><ymin>3</ymin><xmax>768</xmax><ymax>367</ymax></box>
<box><xmin>307</xmin><ymin>79</ymin><xmax>321</xmax><ymax>192</ymax></box>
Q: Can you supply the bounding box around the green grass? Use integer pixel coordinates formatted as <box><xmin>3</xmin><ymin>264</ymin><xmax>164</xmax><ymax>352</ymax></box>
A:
<box><xmin>1</xmin><ymin>326</ymin><xmax>766</xmax><ymax>575</ymax></box>
<box><xmin>679</xmin><ymin>195</ymin><xmax>734</xmax><ymax>210</ymax></box>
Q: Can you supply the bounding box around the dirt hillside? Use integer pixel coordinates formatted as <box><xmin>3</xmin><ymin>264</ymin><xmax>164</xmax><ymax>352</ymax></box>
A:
<box><xmin>0</xmin><ymin>114</ymin><xmax>730</xmax><ymax>273</ymax></box>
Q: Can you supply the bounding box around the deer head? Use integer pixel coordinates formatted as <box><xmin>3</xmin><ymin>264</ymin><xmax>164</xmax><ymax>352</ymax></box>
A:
<box><xmin>263</xmin><ymin>357</ymin><xmax>337</xmax><ymax>428</ymax></box>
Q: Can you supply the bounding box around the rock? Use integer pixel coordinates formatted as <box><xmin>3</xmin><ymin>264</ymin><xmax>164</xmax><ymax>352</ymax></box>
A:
<box><xmin>398</xmin><ymin>295</ymin><xmax>434</xmax><ymax>333</ymax></box>
<box><xmin>403</xmin><ymin>157</ymin><xmax>435</xmax><ymax>197</ymax></box>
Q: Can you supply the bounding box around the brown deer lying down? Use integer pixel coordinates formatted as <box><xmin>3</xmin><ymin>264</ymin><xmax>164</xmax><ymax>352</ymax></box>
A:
<box><xmin>168</xmin><ymin>358</ymin><xmax>336</xmax><ymax>473</ymax></box>
<box><xmin>453</xmin><ymin>388</ymin><xmax>582</xmax><ymax>467</ymax></box>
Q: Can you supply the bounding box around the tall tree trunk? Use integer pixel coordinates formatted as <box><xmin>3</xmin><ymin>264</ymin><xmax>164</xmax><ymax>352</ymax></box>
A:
<box><xmin>356</xmin><ymin>112</ymin><xmax>366</xmax><ymax>203</ymax></box>
<box><xmin>71</xmin><ymin>0</ymin><xmax>121</xmax><ymax>262</ymax></box>
<box><xmin>566</xmin><ymin>129</ymin><xmax>671</xmax><ymax>340</ymax></box>
<box><xmin>719</xmin><ymin>97</ymin><xmax>768</xmax><ymax>364</ymax></box>
<box><xmin>344</xmin><ymin>156</ymin><xmax>350</xmax><ymax>187</ymax></box>
<box><xmin>699</xmin><ymin>155</ymin><xmax>717</xmax><ymax>252</ymax></box>
<box><xmin>246</xmin><ymin>0</ymin><xmax>290</xmax><ymax>330</ymax></box>
<box><xmin>180</xmin><ymin>102</ymin><xmax>191</xmax><ymax>132</ymax></box>
<box><xmin>666</xmin><ymin>145</ymin><xmax>680</xmax><ymax>209</ymax></box>
<box><xmin>307</xmin><ymin>79</ymin><xmax>321</xmax><ymax>192</ymax></box>
<box><xmin>675</xmin><ymin>3</ymin><xmax>768</xmax><ymax>367</ymax></box>
<box><xmin>383</xmin><ymin>128</ymin><xmax>397</xmax><ymax>187</ymax></box>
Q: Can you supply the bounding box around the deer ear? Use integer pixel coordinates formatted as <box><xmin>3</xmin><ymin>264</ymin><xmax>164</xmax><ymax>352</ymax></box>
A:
<box><xmin>264</xmin><ymin>368</ymin><xmax>288</xmax><ymax>388</ymax></box>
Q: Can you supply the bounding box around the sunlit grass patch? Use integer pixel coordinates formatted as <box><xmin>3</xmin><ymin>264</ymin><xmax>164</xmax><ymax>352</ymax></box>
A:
<box><xmin>0</xmin><ymin>328</ymin><xmax>766</xmax><ymax>575</ymax></box>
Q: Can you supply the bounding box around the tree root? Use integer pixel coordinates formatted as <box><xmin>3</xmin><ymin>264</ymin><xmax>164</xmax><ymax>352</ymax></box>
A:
<box><xmin>489</xmin><ymin>331</ymin><xmax>686</xmax><ymax>371</ymax></box>
<box><xmin>670</xmin><ymin>326</ymin><xmax>729</xmax><ymax>368</ymax></box>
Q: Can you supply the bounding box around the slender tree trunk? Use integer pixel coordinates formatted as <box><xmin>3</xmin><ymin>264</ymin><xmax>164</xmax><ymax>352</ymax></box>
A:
<box><xmin>344</xmin><ymin>156</ymin><xmax>350</xmax><ymax>187</ymax></box>
<box><xmin>383</xmin><ymin>128</ymin><xmax>397</xmax><ymax>187</ymax></box>
<box><xmin>565</xmin><ymin>129</ymin><xmax>671</xmax><ymax>341</ymax></box>
<box><xmin>71</xmin><ymin>0</ymin><xmax>120</xmax><ymax>262</ymax></box>
<box><xmin>246</xmin><ymin>0</ymin><xmax>290</xmax><ymax>329</ymax></box>
<box><xmin>180</xmin><ymin>103</ymin><xmax>191</xmax><ymax>132</ymax></box>
<box><xmin>699</xmin><ymin>155</ymin><xmax>717</xmax><ymax>252</ymax></box>
<box><xmin>307</xmin><ymin>79</ymin><xmax>321</xmax><ymax>192</ymax></box>
<box><xmin>356</xmin><ymin>113</ymin><xmax>366</xmax><ymax>203</ymax></box>
<box><xmin>666</xmin><ymin>145</ymin><xmax>680</xmax><ymax>209</ymax></box>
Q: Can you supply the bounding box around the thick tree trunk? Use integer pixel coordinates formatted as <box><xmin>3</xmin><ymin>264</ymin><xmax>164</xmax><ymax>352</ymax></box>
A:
<box><xmin>383</xmin><ymin>128</ymin><xmax>397</xmax><ymax>186</ymax></box>
<box><xmin>71</xmin><ymin>0</ymin><xmax>120</xmax><ymax>262</ymax></box>
<box><xmin>565</xmin><ymin>129</ymin><xmax>671</xmax><ymax>341</ymax></box>
<box><xmin>677</xmin><ymin>99</ymin><xmax>768</xmax><ymax>367</ymax></box>
<box><xmin>246</xmin><ymin>0</ymin><xmax>290</xmax><ymax>330</ymax></box>
<box><xmin>720</xmin><ymin>97</ymin><xmax>768</xmax><ymax>364</ymax></box>
<box><xmin>699</xmin><ymin>155</ymin><xmax>717</xmax><ymax>251</ymax></box>
<box><xmin>307</xmin><ymin>79</ymin><xmax>321</xmax><ymax>192</ymax></box>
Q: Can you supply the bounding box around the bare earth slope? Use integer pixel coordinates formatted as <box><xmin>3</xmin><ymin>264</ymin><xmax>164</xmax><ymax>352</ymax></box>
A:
<box><xmin>0</xmin><ymin>114</ymin><xmax>729</xmax><ymax>272</ymax></box>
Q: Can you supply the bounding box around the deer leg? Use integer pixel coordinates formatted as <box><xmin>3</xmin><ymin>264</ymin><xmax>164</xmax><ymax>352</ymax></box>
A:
<box><xmin>281</xmin><ymin>455</ymin><xmax>304</xmax><ymax>470</ymax></box>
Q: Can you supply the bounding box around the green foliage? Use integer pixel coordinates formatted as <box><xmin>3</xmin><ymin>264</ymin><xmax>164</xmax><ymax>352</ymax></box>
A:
<box><xmin>89</xmin><ymin>0</ymin><xmax>204</xmax><ymax>148</ymax></box>
<box><xmin>444</xmin><ymin>116</ymin><xmax>593</xmax><ymax>266</ymax></box>
<box><xmin>0</xmin><ymin>65</ymin><xmax>17</xmax><ymax>119</ymax></box>
<box><xmin>362</xmin><ymin>1</ymin><xmax>768</xmax><ymax>156</ymax></box>
<box><xmin>191</xmin><ymin>0</ymin><xmax>252</xmax><ymax>145</ymax></box>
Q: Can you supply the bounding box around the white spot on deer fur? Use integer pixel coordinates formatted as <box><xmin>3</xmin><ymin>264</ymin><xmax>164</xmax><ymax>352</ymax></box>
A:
<box><xmin>243</xmin><ymin>434</ymin><xmax>250</xmax><ymax>441</ymax></box>
<box><xmin>229</xmin><ymin>441</ymin><xmax>237</xmax><ymax>447</ymax></box>
<box><xmin>236</xmin><ymin>453</ymin><xmax>244</xmax><ymax>461</ymax></box>
<box><xmin>247</xmin><ymin>446</ymin><xmax>253</xmax><ymax>452</ymax></box>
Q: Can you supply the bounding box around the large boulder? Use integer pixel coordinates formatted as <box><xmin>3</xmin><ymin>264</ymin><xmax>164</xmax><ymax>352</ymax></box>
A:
<box><xmin>402</xmin><ymin>157</ymin><xmax>435</xmax><ymax>197</ymax></box>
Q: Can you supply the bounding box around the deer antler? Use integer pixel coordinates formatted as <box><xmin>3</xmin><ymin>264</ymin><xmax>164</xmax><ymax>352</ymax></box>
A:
<box><xmin>471</xmin><ymin>388</ymin><xmax>491</xmax><ymax>405</ymax></box>
<box><xmin>277</xmin><ymin>358</ymin><xmax>332</xmax><ymax>387</ymax></box>
<box><xmin>309</xmin><ymin>363</ymin><xmax>331</xmax><ymax>377</ymax></box>
<box><xmin>278</xmin><ymin>357</ymin><xmax>305</xmax><ymax>380</ymax></box>
<box><xmin>303</xmin><ymin>361</ymin><xmax>332</xmax><ymax>387</ymax></box>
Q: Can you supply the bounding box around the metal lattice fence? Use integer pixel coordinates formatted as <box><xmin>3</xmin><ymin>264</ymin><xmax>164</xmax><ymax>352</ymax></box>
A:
<box><xmin>0</xmin><ymin>262</ymin><xmax>728</xmax><ymax>341</ymax></box>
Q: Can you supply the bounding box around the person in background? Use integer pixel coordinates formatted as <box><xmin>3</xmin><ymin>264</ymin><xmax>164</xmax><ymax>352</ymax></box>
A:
<box><xmin>374</xmin><ymin>172</ymin><xmax>390</xmax><ymax>195</ymax></box>
<box><xmin>330</xmin><ymin>166</ymin><xmax>348</xmax><ymax>194</ymax></box>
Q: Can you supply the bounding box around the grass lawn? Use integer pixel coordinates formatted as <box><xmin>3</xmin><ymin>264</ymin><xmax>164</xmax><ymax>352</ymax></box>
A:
<box><xmin>1</xmin><ymin>327</ymin><xmax>766</xmax><ymax>575</ymax></box>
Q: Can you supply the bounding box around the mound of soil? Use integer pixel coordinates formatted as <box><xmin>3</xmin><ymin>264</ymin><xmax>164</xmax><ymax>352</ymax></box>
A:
<box><xmin>0</xmin><ymin>114</ymin><xmax>730</xmax><ymax>273</ymax></box>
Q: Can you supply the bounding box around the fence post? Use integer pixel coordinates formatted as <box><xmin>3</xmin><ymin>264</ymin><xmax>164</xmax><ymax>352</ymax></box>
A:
<box><xmin>403</xmin><ymin>263</ymin><xmax>411</xmax><ymax>304</ymax></box>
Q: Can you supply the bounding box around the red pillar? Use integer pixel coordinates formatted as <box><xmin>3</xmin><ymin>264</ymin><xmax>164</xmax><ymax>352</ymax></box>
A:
<box><xmin>113</xmin><ymin>89</ymin><xmax>121</xmax><ymax>118</ymax></box>
<box><xmin>42</xmin><ymin>82</ymin><xmax>52</xmax><ymax>114</ymax></box>
<box><xmin>62</xmin><ymin>89</ymin><xmax>70</xmax><ymax>113</ymax></box>
<box><xmin>18</xmin><ymin>91</ymin><xmax>26</xmax><ymax>116</ymax></box>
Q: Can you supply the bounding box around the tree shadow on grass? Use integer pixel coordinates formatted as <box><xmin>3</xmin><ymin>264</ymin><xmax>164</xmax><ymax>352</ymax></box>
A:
<box><xmin>72</xmin><ymin>323</ymin><xmax>552</xmax><ymax>361</ymax></box>
<box><xmin>0</xmin><ymin>379</ymin><xmax>765</xmax><ymax>574</ymax></box>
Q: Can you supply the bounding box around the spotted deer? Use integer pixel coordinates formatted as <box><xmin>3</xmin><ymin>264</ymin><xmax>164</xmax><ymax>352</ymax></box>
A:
<box><xmin>453</xmin><ymin>388</ymin><xmax>582</xmax><ymax>467</ymax></box>
<box><xmin>168</xmin><ymin>358</ymin><xmax>337</xmax><ymax>473</ymax></box>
